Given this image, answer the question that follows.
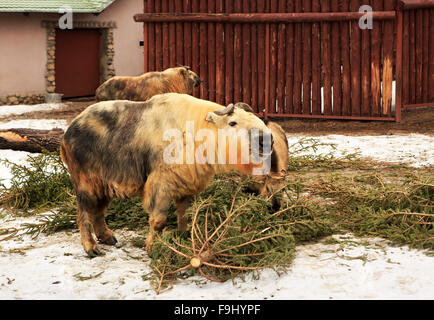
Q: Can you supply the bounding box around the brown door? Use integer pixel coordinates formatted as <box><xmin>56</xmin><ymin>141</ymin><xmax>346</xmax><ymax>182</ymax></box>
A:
<box><xmin>55</xmin><ymin>29</ymin><xmax>101</xmax><ymax>98</ymax></box>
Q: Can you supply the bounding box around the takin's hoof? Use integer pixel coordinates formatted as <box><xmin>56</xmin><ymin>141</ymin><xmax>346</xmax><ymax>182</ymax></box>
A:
<box><xmin>86</xmin><ymin>247</ymin><xmax>103</xmax><ymax>258</ymax></box>
<box><xmin>99</xmin><ymin>235</ymin><xmax>118</xmax><ymax>246</ymax></box>
<box><xmin>145</xmin><ymin>233</ymin><xmax>156</xmax><ymax>255</ymax></box>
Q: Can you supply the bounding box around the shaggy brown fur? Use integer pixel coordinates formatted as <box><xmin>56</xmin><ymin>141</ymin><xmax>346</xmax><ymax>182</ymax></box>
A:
<box><xmin>95</xmin><ymin>66</ymin><xmax>201</xmax><ymax>102</ymax></box>
<box><xmin>61</xmin><ymin>94</ymin><xmax>271</xmax><ymax>257</ymax></box>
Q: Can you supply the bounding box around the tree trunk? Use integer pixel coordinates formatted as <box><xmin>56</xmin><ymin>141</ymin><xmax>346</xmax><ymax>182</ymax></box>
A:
<box><xmin>0</xmin><ymin>128</ymin><xmax>64</xmax><ymax>153</ymax></box>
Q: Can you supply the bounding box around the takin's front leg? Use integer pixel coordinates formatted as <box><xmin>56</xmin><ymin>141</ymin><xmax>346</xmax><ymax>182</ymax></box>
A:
<box><xmin>143</xmin><ymin>178</ymin><xmax>171</xmax><ymax>254</ymax></box>
<box><xmin>175</xmin><ymin>196</ymin><xmax>192</xmax><ymax>232</ymax></box>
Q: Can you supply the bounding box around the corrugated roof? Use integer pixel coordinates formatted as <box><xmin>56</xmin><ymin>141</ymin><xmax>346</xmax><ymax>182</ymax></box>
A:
<box><xmin>0</xmin><ymin>0</ymin><xmax>117</xmax><ymax>13</ymax></box>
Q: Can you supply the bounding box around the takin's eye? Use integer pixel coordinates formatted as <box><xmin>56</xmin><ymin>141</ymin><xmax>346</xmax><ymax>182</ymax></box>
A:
<box><xmin>229</xmin><ymin>121</ymin><xmax>237</xmax><ymax>127</ymax></box>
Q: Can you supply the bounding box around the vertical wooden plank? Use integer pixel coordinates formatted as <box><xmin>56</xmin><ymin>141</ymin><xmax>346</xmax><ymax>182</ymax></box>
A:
<box><xmin>269</xmin><ymin>0</ymin><xmax>278</xmax><ymax>113</ymax></box>
<box><xmin>382</xmin><ymin>0</ymin><xmax>394</xmax><ymax>116</ymax></box>
<box><xmin>422</xmin><ymin>9</ymin><xmax>429</xmax><ymax>103</ymax></box>
<box><xmin>250</xmin><ymin>0</ymin><xmax>259</xmax><ymax>112</ymax></box>
<box><xmin>257</xmin><ymin>0</ymin><xmax>266</xmax><ymax>112</ymax></box>
<box><xmin>395</xmin><ymin>7</ymin><xmax>403</xmax><ymax>122</ymax></box>
<box><xmin>265</xmin><ymin>22</ymin><xmax>270</xmax><ymax>118</ymax></box>
<box><xmin>349</xmin><ymin>0</ymin><xmax>361</xmax><ymax>116</ymax></box>
<box><xmin>242</xmin><ymin>0</ymin><xmax>252</xmax><ymax>105</ymax></box>
<box><xmin>192</xmin><ymin>0</ymin><xmax>200</xmax><ymax>97</ymax></box>
<box><xmin>143</xmin><ymin>0</ymin><xmax>149</xmax><ymax>73</ymax></box>
<box><xmin>174</xmin><ymin>0</ymin><xmax>184</xmax><ymax>66</ymax></box>
<box><xmin>415</xmin><ymin>8</ymin><xmax>423</xmax><ymax>103</ymax></box>
<box><xmin>321</xmin><ymin>0</ymin><xmax>332</xmax><ymax>115</ymax></box>
<box><xmin>340</xmin><ymin>0</ymin><xmax>351</xmax><ymax>116</ymax></box>
<box><xmin>409</xmin><ymin>9</ymin><xmax>416</xmax><ymax>105</ymax></box>
<box><xmin>225</xmin><ymin>0</ymin><xmax>234</xmax><ymax>105</ymax></box>
<box><xmin>264</xmin><ymin>1</ymin><xmax>271</xmax><ymax>118</ymax></box>
<box><xmin>168</xmin><ymin>1</ymin><xmax>176</xmax><ymax>68</ymax></box>
<box><xmin>402</xmin><ymin>9</ymin><xmax>410</xmax><ymax>106</ymax></box>
<box><xmin>361</xmin><ymin>3</ymin><xmax>371</xmax><ymax>116</ymax></box>
<box><xmin>216</xmin><ymin>0</ymin><xmax>225</xmax><ymax>106</ymax></box>
<box><xmin>370</xmin><ymin>0</ymin><xmax>382</xmax><ymax>115</ymax></box>
<box><xmin>199</xmin><ymin>0</ymin><xmax>209</xmax><ymax>99</ymax></box>
<box><xmin>430</xmin><ymin>8</ymin><xmax>434</xmax><ymax>101</ymax></box>
<box><xmin>154</xmin><ymin>0</ymin><xmax>163</xmax><ymax>71</ymax></box>
<box><xmin>276</xmin><ymin>0</ymin><xmax>286</xmax><ymax>114</ymax></box>
<box><xmin>183</xmin><ymin>0</ymin><xmax>192</xmax><ymax>69</ymax></box>
<box><xmin>311</xmin><ymin>0</ymin><xmax>321</xmax><ymax>115</ymax></box>
<box><xmin>330</xmin><ymin>0</ymin><xmax>342</xmax><ymax>116</ymax></box>
<box><xmin>147</xmin><ymin>0</ymin><xmax>155</xmax><ymax>72</ymax></box>
<box><xmin>233</xmin><ymin>0</ymin><xmax>243</xmax><ymax>103</ymax></box>
<box><xmin>208</xmin><ymin>0</ymin><xmax>216</xmax><ymax>102</ymax></box>
<box><xmin>285</xmin><ymin>0</ymin><xmax>295</xmax><ymax>114</ymax></box>
<box><xmin>302</xmin><ymin>0</ymin><xmax>312</xmax><ymax>115</ymax></box>
<box><xmin>161</xmin><ymin>0</ymin><xmax>170</xmax><ymax>70</ymax></box>
<box><xmin>293</xmin><ymin>0</ymin><xmax>303</xmax><ymax>114</ymax></box>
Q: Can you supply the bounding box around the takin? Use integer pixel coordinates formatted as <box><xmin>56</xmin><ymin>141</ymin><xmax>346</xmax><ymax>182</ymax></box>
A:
<box><xmin>233</xmin><ymin>102</ymin><xmax>289</xmax><ymax>210</ymax></box>
<box><xmin>60</xmin><ymin>93</ymin><xmax>274</xmax><ymax>257</ymax></box>
<box><xmin>95</xmin><ymin>66</ymin><xmax>201</xmax><ymax>102</ymax></box>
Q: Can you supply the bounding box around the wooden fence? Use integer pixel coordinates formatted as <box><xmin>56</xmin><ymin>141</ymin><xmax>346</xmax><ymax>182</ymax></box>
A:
<box><xmin>398</xmin><ymin>0</ymin><xmax>434</xmax><ymax>110</ymax></box>
<box><xmin>135</xmin><ymin>0</ymin><xmax>434</xmax><ymax>122</ymax></box>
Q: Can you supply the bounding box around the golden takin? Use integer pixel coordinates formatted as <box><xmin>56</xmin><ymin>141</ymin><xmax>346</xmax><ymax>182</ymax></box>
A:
<box><xmin>60</xmin><ymin>93</ymin><xmax>274</xmax><ymax>257</ymax></box>
<box><xmin>95</xmin><ymin>66</ymin><xmax>201</xmax><ymax>102</ymax></box>
<box><xmin>234</xmin><ymin>103</ymin><xmax>289</xmax><ymax>210</ymax></box>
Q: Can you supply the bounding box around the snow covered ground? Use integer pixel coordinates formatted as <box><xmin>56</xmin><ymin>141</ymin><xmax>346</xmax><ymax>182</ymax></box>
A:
<box><xmin>0</xmin><ymin>119</ymin><xmax>68</xmax><ymax>131</ymax></box>
<box><xmin>0</xmin><ymin>108</ymin><xmax>432</xmax><ymax>300</ymax></box>
<box><xmin>287</xmin><ymin>134</ymin><xmax>434</xmax><ymax>168</ymax></box>
<box><xmin>0</xmin><ymin>230</ymin><xmax>432</xmax><ymax>300</ymax></box>
<box><xmin>0</xmin><ymin>103</ymin><xmax>64</xmax><ymax>118</ymax></box>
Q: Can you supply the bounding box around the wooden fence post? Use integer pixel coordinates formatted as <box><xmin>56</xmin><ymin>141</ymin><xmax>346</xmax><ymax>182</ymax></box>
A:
<box><xmin>395</xmin><ymin>6</ymin><xmax>404</xmax><ymax>122</ymax></box>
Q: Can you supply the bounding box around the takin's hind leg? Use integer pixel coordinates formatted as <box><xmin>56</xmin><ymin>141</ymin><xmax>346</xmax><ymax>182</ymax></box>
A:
<box><xmin>76</xmin><ymin>192</ymin><xmax>115</xmax><ymax>257</ymax></box>
<box><xmin>90</xmin><ymin>196</ymin><xmax>118</xmax><ymax>246</ymax></box>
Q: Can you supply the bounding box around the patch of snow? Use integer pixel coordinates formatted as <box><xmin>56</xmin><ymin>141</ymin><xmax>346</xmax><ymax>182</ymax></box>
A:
<box><xmin>0</xmin><ymin>230</ymin><xmax>432</xmax><ymax>300</ymax></box>
<box><xmin>0</xmin><ymin>119</ymin><xmax>68</xmax><ymax>131</ymax></box>
<box><xmin>0</xmin><ymin>104</ymin><xmax>64</xmax><ymax>118</ymax></box>
<box><xmin>287</xmin><ymin>134</ymin><xmax>434</xmax><ymax>168</ymax></box>
<box><xmin>0</xmin><ymin>150</ymin><xmax>33</xmax><ymax>188</ymax></box>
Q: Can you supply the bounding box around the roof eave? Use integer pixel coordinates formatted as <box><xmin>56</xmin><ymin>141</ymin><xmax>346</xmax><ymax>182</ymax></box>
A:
<box><xmin>0</xmin><ymin>0</ymin><xmax>117</xmax><ymax>14</ymax></box>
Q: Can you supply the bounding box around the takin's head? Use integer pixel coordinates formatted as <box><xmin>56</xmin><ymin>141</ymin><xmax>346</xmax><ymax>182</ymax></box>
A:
<box><xmin>163</xmin><ymin>66</ymin><xmax>201</xmax><ymax>90</ymax></box>
<box><xmin>204</xmin><ymin>102</ymin><xmax>274</xmax><ymax>172</ymax></box>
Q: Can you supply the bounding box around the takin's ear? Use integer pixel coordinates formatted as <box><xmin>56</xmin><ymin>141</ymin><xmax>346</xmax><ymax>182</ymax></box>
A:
<box><xmin>206</xmin><ymin>112</ymin><xmax>216</xmax><ymax>123</ymax></box>
<box><xmin>179</xmin><ymin>67</ymin><xmax>188</xmax><ymax>78</ymax></box>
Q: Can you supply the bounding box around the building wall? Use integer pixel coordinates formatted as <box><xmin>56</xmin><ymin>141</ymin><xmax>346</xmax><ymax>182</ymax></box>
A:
<box><xmin>75</xmin><ymin>0</ymin><xmax>144</xmax><ymax>78</ymax></box>
<box><xmin>0</xmin><ymin>13</ymin><xmax>48</xmax><ymax>96</ymax></box>
<box><xmin>0</xmin><ymin>0</ymin><xmax>143</xmax><ymax>98</ymax></box>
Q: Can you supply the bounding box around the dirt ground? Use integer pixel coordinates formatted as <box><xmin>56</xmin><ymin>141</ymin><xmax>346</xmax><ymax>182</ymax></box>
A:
<box><xmin>2</xmin><ymin>98</ymin><xmax>433</xmax><ymax>136</ymax></box>
<box><xmin>277</xmin><ymin>107</ymin><xmax>434</xmax><ymax>136</ymax></box>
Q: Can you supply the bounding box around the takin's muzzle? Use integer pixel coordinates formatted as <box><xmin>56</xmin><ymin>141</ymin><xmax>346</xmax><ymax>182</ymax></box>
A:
<box><xmin>251</xmin><ymin>130</ymin><xmax>274</xmax><ymax>159</ymax></box>
<box><xmin>193</xmin><ymin>75</ymin><xmax>202</xmax><ymax>88</ymax></box>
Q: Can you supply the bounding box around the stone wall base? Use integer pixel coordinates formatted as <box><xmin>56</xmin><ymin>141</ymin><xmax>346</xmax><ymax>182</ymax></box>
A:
<box><xmin>0</xmin><ymin>94</ymin><xmax>46</xmax><ymax>106</ymax></box>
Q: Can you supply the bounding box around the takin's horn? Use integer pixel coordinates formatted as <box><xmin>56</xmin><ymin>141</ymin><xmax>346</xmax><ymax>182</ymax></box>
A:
<box><xmin>214</xmin><ymin>103</ymin><xmax>235</xmax><ymax>116</ymax></box>
<box><xmin>177</xmin><ymin>64</ymin><xmax>191</xmax><ymax>70</ymax></box>
<box><xmin>234</xmin><ymin>102</ymin><xmax>254</xmax><ymax>113</ymax></box>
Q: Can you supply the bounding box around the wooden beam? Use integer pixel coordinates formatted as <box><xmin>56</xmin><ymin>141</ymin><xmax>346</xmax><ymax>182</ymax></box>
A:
<box><xmin>134</xmin><ymin>12</ymin><xmax>396</xmax><ymax>23</ymax></box>
<box><xmin>403</xmin><ymin>102</ymin><xmax>434</xmax><ymax>109</ymax></box>
<box><xmin>264</xmin><ymin>114</ymin><xmax>397</xmax><ymax>122</ymax></box>
<box><xmin>399</xmin><ymin>0</ymin><xmax>434</xmax><ymax>10</ymax></box>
